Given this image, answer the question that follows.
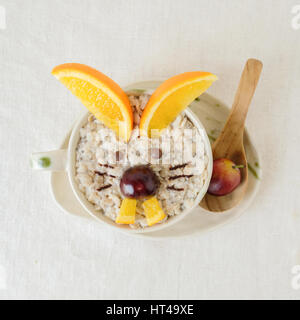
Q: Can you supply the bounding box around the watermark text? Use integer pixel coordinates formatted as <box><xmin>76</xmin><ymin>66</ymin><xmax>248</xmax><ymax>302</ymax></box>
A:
<box><xmin>291</xmin><ymin>5</ymin><xmax>300</xmax><ymax>30</ymax></box>
<box><xmin>291</xmin><ymin>265</ymin><xmax>300</xmax><ymax>290</ymax></box>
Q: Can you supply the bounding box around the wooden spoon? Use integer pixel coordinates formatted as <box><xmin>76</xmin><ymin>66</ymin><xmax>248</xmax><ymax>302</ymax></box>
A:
<box><xmin>200</xmin><ymin>58</ymin><xmax>263</xmax><ymax>212</ymax></box>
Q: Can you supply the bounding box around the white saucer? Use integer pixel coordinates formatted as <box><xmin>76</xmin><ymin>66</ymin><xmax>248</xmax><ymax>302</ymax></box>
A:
<box><xmin>50</xmin><ymin>83</ymin><xmax>261</xmax><ymax>240</ymax></box>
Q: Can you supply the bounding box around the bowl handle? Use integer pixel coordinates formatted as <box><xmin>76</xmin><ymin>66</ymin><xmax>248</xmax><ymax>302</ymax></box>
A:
<box><xmin>30</xmin><ymin>149</ymin><xmax>67</xmax><ymax>171</ymax></box>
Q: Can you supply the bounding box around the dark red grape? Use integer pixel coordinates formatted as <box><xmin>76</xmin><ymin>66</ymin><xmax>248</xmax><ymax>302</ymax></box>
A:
<box><xmin>120</xmin><ymin>165</ymin><xmax>159</xmax><ymax>199</ymax></box>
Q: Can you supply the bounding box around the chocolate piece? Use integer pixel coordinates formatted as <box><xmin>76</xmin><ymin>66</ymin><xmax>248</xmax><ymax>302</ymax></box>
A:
<box><xmin>168</xmin><ymin>174</ymin><xmax>193</xmax><ymax>180</ymax></box>
<box><xmin>169</xmin><ymin>163</ymin><xmax>188</xmax><ymax>171</ymax></box>
<box><xmin>95</xmin><ymin>171</ymin><xmax>116</xmax><ymax>178</ymax></box>
<box><xmin>97</xmin><ymin>184</ymin><xmax>112</xmax><ymax>192</ymax></box>
<box><xmin>99</xmin><ymin>163</ymin><xmax>114</xmax><ymax>169</ymax></box>
<box><xmin>167</xmin><ymin>185</ymin><xmax>184</xmax><ymax>191</ymax></box>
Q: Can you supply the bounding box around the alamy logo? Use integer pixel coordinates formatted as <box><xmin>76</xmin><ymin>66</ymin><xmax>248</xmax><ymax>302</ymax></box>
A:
<box><xmin>291</xmin><ymin>265</ymin><xmax>300</xmax><ymax>290</ymax></box>
<box><xmin>0</xmin><ymin>6</ymin><xmax>5</xmax><ymax>30</ymax></box>
<box><xmin>0</xmin><ymin>264</ymin><xmax>6</xmax><ymax>290</ymax></box>
<box><xmin>291</xmin><ymin>5</ymin><xmax>300</xmax><ymax>30</ymax></box>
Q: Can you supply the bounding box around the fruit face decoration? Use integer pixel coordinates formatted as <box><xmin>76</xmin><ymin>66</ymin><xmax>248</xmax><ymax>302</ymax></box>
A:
<box><xmin>53</xmin><ymin>63</ymin><xmax>217</xmax><ymax>226</ymax></box>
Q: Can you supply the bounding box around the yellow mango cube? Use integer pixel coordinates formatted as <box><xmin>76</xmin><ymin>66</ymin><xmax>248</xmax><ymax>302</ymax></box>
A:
<box><xmin>115</xmin><ymin>198</ymin><xmax>137</xmax><ymax>224</ymax></box>
<box><xmin>142</xmin><ymin>197</ymin><xmax>166</xmax><ymax>226</ymax></box>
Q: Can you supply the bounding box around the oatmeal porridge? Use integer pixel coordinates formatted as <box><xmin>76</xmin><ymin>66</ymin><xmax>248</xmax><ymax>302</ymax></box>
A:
<box><xmin>75</xmin><ymin>93</ymin><xmax>209</xmax><ymax>228</ymax></box>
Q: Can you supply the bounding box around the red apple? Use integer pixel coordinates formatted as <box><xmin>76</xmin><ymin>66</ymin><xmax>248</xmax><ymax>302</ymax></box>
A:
<box><xmin>208</xmin><ymin>158</ymin><xmax>242</xmax><ymax>196</ymax></box>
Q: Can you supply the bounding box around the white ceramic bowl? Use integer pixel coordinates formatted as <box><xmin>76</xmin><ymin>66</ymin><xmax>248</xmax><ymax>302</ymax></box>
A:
<box><xmin>31</xmin><ymin>85</ymin><xmax>213</xmax><ymax>234</ymax></box>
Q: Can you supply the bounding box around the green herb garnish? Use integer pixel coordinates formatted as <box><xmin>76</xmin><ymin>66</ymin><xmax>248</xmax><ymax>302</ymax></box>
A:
<box><xmin>232</xmin><ymin>165</ymin><xmax>245</xmax><ymax>169</ymax></box>
<box><xmin>205</xmin><ymin>116</ymin><xmax>222</xmax><ymax>124</ymax></box>
<box><xmin>38</xmin><ymin>157</ymin><xmax>51</xmax><ymax>168</ymax></box>
<box><xmin>248</xmin><ymin>163</ymin><xmax>259</xmax><ymax>179</ymax></box>
<box><xmin>207</xmin><ymin>134</ymin><xmax>216</xmax><ymax>141</ymax></box>
<box><xmin>128</xmin><ymin>89</ymin><xmax>146</xmax><ymax>95</ymax></box>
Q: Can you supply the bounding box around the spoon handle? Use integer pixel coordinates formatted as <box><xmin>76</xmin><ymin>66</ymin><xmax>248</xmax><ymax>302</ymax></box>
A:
<box><xmin>219</xmin><ymin>59</ymin><xmax>263</xmax><ymax>143</ymax></box>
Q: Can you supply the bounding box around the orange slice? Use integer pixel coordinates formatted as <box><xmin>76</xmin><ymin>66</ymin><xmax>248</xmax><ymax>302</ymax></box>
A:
<box><xmin>116</xmin><ymin>198</ymin><xmax>136</xmax><ymax>224</ymax></box>
<box><xmin>142</xmin><ymin>197</ymin><xmax>166</xmax><ymax>226</ymax></box>
<box><xmin>52</xmin><ymin>63</ymin><xmax>133</xmax><ymax>141</ymax></box>
<box><xmin>139</xmin><ymin>72</ymin><xmax>217</xmax><ymax>137</ymax></box>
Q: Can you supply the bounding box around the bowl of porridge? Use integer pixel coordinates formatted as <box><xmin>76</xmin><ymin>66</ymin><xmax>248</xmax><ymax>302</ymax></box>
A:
<box><xmin>31</xmin><ymin>85</ymin><xmax>213</xmax><ymax>234</ymax></box>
